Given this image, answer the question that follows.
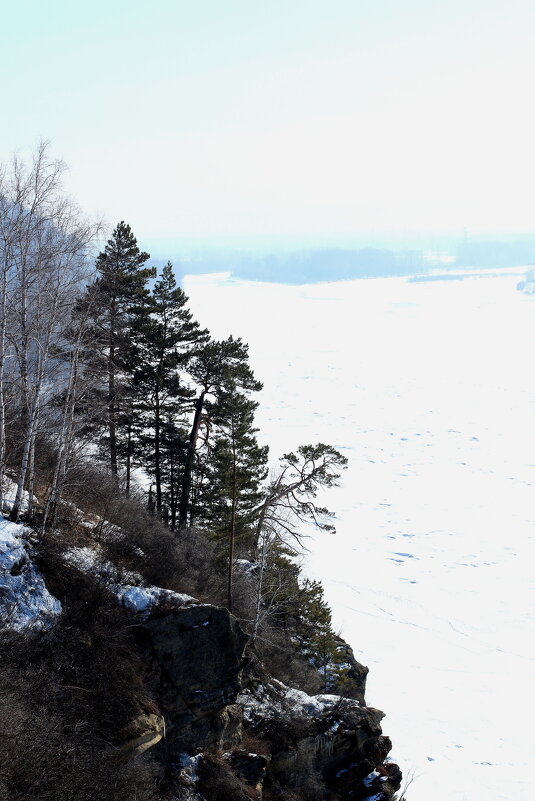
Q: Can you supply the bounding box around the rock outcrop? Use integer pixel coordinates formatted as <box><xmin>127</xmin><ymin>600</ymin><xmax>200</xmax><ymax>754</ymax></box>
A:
<box><xmin>135</xmin><ymin>599</ymin><xmax>401</xmax><ymax>800</ymax></box>
<box><xmin>238</xmin><ymin>679</ymin><xmax>401</xmax><ymax>800</ymax></box>
<box><xmin>137</xmin><ymin>603</ymin><xmax>248</xmax><ymax>754</ymax></box>
<box><xmin>18</xmin><ymin>524</ymin><xmax>400</xmax><ymax>800</ymax></box>
<box><xmin>334</xmin><ymin>635</ymin><xmax>369</xmax><ymax>704</ymax></box>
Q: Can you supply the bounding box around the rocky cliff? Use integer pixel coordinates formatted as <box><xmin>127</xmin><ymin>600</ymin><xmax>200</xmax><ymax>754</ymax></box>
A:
<box><xmin>0</xmin><ymin>516</ymin><xmax>401</xmax><ymax>801</ymax></box>
<box><xmin>131</xmin><ymin>598</ymin><xmax>401</xmax><ymax>801</ymax></box>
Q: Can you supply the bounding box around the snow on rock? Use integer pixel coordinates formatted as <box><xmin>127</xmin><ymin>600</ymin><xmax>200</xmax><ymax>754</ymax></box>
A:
<box><xmin>114</xmin><ymin>584</ymin><xmax>196</xmax><ymax>614</ymax></box>
<box><xmin>65</xmin><ymin>545</ymin><xmax>144</xmax><ymax>585</ymax></box>
<box><xmin>64</xmin><ymin>545</ymin><xmax>197</xmax><ymax>616</ymax></box>
<box><xmin>0</xmin><ymin>518</ymin><xmax>61</xmax><ymax>631</ymax></box>
<box><xmin>363</xmin><ymin>770</ymin><xmax>381</xmax><ymax>786</ymax></box>
<box><xmin>64</xmin><ymin>545</ymin><xmax>107</xmax><ymax>573</ymax></box>
<box><xmin>238</xmin><ymin>678</ymin><xmax>359</xmax><ymax>724</ymax></box>
<box><xmin>176</xmin><ymin>753</ymin><xmax>202</xmax><ymax>785</ymax></box>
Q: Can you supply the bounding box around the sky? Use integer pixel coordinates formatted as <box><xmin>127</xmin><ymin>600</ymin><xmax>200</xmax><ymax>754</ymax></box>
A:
<box><xmin>2</xmin><ymin>0</ymin><xmax>535</xmax><ymax>240</ymax></box>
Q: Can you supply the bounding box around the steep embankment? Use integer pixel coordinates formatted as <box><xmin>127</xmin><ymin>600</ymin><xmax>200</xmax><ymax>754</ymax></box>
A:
<box><xmin>0</xmin><ymin>514</ymin><xmax>401</xmax><ymax>801</ymax></box>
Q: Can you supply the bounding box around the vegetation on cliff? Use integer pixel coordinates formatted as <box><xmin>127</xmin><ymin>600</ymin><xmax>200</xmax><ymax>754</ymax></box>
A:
<box><xmin>0</xmin><ymin>144</ymin><xmax>401</xmax><ymax>801</ymax></box>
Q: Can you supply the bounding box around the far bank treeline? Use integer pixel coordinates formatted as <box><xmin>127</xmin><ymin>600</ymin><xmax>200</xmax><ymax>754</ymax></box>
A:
<box><xmin>0</xmin><ymin>145</ymin><xmax>349</xmax><ymax>683</ymax></box>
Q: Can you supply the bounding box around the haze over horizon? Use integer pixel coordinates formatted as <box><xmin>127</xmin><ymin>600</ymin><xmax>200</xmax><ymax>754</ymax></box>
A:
<box><xmin>2</xmin><ymin>1</ymin><xmax>535</xmax><ymax>242</ymax></box>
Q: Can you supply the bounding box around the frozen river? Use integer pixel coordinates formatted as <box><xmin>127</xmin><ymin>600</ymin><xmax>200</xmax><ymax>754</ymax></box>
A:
<box><xmin>184</xmin><ymin>268</ymin><xmax>535</xmax><ymax>801</ymax></box>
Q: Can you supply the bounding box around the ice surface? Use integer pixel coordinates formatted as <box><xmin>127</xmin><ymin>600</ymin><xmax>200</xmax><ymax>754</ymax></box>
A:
<box><xmin>185</xmin><ymin>268</ymin><xmax>535</xmax><ymax>801</ymax></box>
<box><xmin>0</xmin><ymin>518</ymin><xmax>61</xmax><ymax>630</ymax></box>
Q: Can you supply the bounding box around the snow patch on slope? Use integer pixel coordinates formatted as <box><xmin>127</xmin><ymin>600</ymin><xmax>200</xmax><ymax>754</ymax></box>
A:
<box><xmin>238</xmin><ymin>678</ymin><xmax>359</xmax><ymax>724</ymax></box>
<box><xmin>0</xmin><ymin>518</ymin><xmax>61</xmax><ymax>631</ymax></box>
<box><xmin>64</xmin><ymin>545</ymin><xmax>196</xmax><ymax>615</ymax></box>
<box><xmin>1</xmin><ymin>476</ymin><xmax>34</xmax><ymax>515</ymax></box>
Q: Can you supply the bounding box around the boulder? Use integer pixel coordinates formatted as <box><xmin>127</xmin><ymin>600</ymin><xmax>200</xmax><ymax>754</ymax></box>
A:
<box><xmin>117</xmin><ymin>712</ymin><xmax>165</xmax><ymax>757</ymax></box>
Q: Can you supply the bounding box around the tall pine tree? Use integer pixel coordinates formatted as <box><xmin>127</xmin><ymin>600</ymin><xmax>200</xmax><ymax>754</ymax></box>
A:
<box><xmin>178</xmin><ymin>336</ymin><xmax>262</xmax><ymax>529</ymax></box>
<box><xmin>82</xmin><ymin>222</ymin><xmax>154</xmax><ymax>477</ymax></box>
<box><xmin>131</xmin><ymin>262</ymin><xmax>208</xmax><ymax>513</ymax></box>
<box><xmin>198</xmin><ymin>390</ymin><xmax>268</xmax><ymax>611</ymax></box>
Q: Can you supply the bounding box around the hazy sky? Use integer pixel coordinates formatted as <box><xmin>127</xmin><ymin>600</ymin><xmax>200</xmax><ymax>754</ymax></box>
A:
<box><xmin>2</xmin><ymin>0</ymin><xmax>535</xmax><ymax>239</ymax></box>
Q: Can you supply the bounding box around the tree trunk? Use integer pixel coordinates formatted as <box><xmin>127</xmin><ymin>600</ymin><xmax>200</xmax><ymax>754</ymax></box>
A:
<box><xmin>154</xmin><ymin>390</ymin><xmax>162</xmax><ymax>513</ymax></box>
<box><xmin>108</xmin><ymin>299</ymin><xmax>118</xmax><ymax>477</ymax></box>
<box><xmin>9</xmin><ymin>395</ymin><xmax>39</xmax><ymax>521</ymax></box>
<box><xmin>0</xmin><ymin>266</ymin><xmax>8</xmax><ymax>508</ymax></box>
<box><xmin>169</xmin><ymin>439</ymin><xmax>177</xmax><ymax>530</ymax></box>
<box><xmin>178</xmin><ymin>390</ymin><xmax>205</xmax><ymax>529</ymax></box>
<box><xmin>251</xmin><ymin>529</ymin><xmax>269</xmax><ymax>646</ymax></box>
<box><xmin>125</xmin><ymin>418</ymin><xmax>132</xmax><ymax>497</ymax></box>
<box><xmin>227</xmin><ymin>440</ymin><xmax>238</xmax><ymax>613</ymax></box>
<box><xmin>26</xmin><ymin>421</ymin><xmax>37</xmax><ymax>518</ymax></box>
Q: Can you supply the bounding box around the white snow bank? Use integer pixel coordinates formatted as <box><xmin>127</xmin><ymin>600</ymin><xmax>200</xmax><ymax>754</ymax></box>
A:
<box><xmin>238</xmin><ymin>679</ymin><xmax>359</xmax><ymax>723</ymax></box>
<box><xmin>1</xmin><ymin>476</ymin><xmax>34</xmax><ymax>515</ymax></box>
<box><xmin>0</xmin><ymin>518</ymin><xmax>61</xmax><ymax>631</ymax></box>
<box><xmin>64</xmin><ymin>545</ymin><xmax>196</xmax><ymax>615</ymax></box>
<box><xmin>114</xmin><ymin>584</ymin><xmax>196</xmax><ymax>613</ymax></box>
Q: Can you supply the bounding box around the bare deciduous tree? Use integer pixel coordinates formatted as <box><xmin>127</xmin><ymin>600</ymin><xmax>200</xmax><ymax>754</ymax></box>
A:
<box><xmin>0</xmin><ymin>142</ymin><xmax>99</xmax><ymax>521</ymax></box>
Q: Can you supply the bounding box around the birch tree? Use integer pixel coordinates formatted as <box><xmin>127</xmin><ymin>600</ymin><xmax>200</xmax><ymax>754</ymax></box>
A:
<box><xmin>0</xmin><ymin>143</ymin><xmax>98</xmax><ymax>521</ymax></box>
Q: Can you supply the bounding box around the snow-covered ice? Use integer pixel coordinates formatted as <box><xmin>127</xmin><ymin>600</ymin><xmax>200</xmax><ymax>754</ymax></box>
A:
<box><xmin>0</xmin><ymin>518</ymin><xmax>61</xmax><ymax>631</ymax></box>
<box><xmin>185</xmin><ymin>268</ymin><xmax>535</xmax><ymax>801</ymax></box>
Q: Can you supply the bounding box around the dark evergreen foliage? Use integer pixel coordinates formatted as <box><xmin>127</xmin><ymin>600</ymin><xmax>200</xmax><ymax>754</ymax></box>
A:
<box><xmin>130</xmin><ymin>261</ymin><xmax>208</xmax><ymax>513</ymax></box>
<box><xmin>80</xmin><ymin>221</ymin><xmax>155</xmax><ymax>477</ymax></box>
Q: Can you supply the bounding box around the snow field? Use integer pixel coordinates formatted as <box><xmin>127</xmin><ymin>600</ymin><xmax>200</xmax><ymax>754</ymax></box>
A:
<box><xmin>184</xmin><ymin>268</ymin><xmax>535</xmax><ymax>801</ymax></box>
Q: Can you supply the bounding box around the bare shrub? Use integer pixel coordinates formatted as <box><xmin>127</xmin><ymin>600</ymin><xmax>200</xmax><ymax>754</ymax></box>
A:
<box><xmin>197</xmin><ymin>753</ymin><xmax>255</xmax><ymax>801</ymax></box>
<box><xmin>0</xmin><ymin>629</ymin><xmax>159</xmax><ymax>801</ymax></box>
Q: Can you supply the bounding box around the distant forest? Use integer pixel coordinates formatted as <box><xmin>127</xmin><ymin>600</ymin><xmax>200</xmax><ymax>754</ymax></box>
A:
<box><xmin>156</xmin><ymin>239</ymin><xmax>535</xmax><ymax>285</ymax></box>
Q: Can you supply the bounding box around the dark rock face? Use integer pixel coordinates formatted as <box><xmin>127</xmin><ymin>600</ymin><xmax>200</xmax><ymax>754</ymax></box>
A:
<box><xmin>138</xmin><ymin>604</ymin><xmax>248</xmax><ymax>753</ymax></box>
<box><xmin>238</xmin><ymin>681</ymin><xmax>401</xmax><ymax>800</ymax></box>
<box><xmin>225</xmin><ymin>751</ymin><xmax>268</xmax><ymax>792</ymax></box>
<box><xmin>133</xmin><ymin>602</ymin><xmax>400</xmax><ymax>800</ymax></box>
<box><xmin>335</xmin><ymin>637</ymin><xmax>369</xmax><ymax>704</ymax></box>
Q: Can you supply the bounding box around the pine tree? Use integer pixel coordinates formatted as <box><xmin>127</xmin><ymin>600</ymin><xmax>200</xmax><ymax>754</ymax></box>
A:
<box><xmin>82</xmin><ymin>222</ymin><xmax>154</xmax><ymax>477</ymax></box>
<box><xmin>178</xmin><ymin>336</ymin><xmax>262</xmax><ymax>529</ymax></box>
<box><xmin>293</xmin><ymin>579</ymin><xmax>349</xmax><ymax>692</ymax></box>
<box><xmin>131</xmin><ymin>262</ymin><xmax>208</xmax><ymax>514</ymax></box>
<box><xmin>200</xmin><ymin>390</ymin><xmax>268</xmax><ymax>610</ymax></box>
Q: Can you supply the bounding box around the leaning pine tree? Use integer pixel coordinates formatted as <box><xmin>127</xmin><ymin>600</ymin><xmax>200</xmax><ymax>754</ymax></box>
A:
<box><xmin>178</xmin><ymin>336</ymin><xmax>262</xmax><ymax>529</ymax></box>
